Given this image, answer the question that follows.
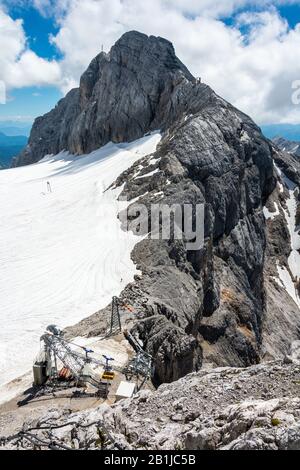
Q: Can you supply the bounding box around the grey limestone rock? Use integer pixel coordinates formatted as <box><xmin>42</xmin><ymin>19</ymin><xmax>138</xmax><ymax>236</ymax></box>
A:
<box><xmin>3</xmin><ymin>361</ymin><xmax>300</xmax><ymax>450</ymax></box>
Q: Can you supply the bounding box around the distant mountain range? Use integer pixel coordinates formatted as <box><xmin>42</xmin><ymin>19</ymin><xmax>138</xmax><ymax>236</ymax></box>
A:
<box><xmin>261</xmin><ymin>124</ymin><xmax>300</xmax><ymax>142</ymax></box>
<box><xmin>0</xmin><ymin>121</ymin><xmax>31</xmax><ymax>137</ymax></box>
<box><xmin>0</xmin><ymin>126</ymin><xmax>31</xmax><ymax>137</ymax></box>
<box><xmin>0</xmin><ymin>131</ymin><xmax>28</xmax><ymax>168</ymax></box>
<box><xmin>272</xmin><ymin>136</ymin><xmax>300</xmax><ymax>157</ymax></box>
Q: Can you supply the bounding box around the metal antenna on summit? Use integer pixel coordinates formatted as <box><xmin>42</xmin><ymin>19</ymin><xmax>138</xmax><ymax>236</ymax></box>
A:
<box><xmin>109</xmin><ymin>296</ymin><xmax>122</xmax><ymax>336</ymax></box>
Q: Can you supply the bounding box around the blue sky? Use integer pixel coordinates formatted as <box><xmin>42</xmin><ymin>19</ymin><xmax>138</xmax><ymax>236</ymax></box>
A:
<box><xmin>0</xmin><ymin>1</ymin><xmax>63</xmax><ymax>124</ymax></box>
<box><xmin>1</xmin><ymin>0</ymin><xmax>300</xmax><ymax>129</ymax></box>
<box><xmin>0</xmin><ymin>86</ymin><xmax>62</xmax><ymax>123</ymax></box>
<box><xmin>277</xmin><ymin>3</ymin><xmax>300</xmax><ymax>27</ymax></box>
<box><xmin>224</xmin><ymin>3</ymin><xmax>300</xmax><ymax>27</ymax></box>
<box><xmin>9</xmin><ymin>4</ymin><xmax>60</xmax><ymax>60</ymax></box>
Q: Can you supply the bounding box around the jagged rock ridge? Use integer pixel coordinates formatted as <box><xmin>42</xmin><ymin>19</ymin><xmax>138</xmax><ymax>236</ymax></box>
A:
<box><xmin>13</xmin><ymin>31</ymin><xmax>196</xmax><ymax>166</ymax></box>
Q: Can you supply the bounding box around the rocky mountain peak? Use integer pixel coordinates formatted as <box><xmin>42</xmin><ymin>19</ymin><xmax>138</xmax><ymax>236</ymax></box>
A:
<box><xmin>13</xmin><ymin>31</ymin><xmax>197</xmax><ymax>167</ymax></box>
<box><xmin>110</xmin><ymin>31</ymin><xmax>194</xmax><ymax>80</ymax></box>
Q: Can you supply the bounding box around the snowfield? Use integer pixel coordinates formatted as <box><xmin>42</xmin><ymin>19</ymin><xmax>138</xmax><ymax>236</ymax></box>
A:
<box><xmin>0</xmin><ymin>133</ymin><xmax>161</xmax><ymax>395</ymax></box>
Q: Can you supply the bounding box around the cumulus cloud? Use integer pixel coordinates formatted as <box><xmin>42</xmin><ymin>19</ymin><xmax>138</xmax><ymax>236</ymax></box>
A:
<box><xmin>0</xmin><ymin>6</ymin><xmax>61</xmax><ymax>89</ymax></box>
<box><xmin>2</xmin><ymin>0</ymin><xmax>300</xmax><ymax>124</ymax></box>
<box><xmin>4</xmin><ymin>50</ymin><xmax>61</xmax><ymax>89</ymax></box>
<box><xmin>47</xmin><ymin>0</ymin><xmax>300</xmax><ymax>123</ymax></box>
<box><xmin>36</xmin><ymin>0</ymin><xmax>300</xmax><ymax>19</ymax></box>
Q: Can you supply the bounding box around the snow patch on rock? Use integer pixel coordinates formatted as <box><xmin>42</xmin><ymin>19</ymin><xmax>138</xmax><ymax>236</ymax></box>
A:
<box><xmin>276</xmin><ymin>265</ymin><xmax>300</xmax><ymax>309</ymax></box>
<box><xmin>263</xmin><ymin>202</ymin><xmax>280</xmax><ymax>220</ymax></box>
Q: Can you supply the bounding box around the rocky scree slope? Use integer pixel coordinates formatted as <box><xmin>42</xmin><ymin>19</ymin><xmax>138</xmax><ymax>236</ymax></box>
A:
<box><xmin>14</xmin><ymin>31</ymin><xmax>300</xmax><ymax>385</ymax></box>
<box><xmin>2</xmin><ymin>353</ymin><xmax>300</xmax><ymax>450</ymax></box>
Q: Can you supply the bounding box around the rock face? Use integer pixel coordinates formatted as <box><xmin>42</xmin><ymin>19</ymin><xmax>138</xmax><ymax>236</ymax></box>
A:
<box><xmin>12</xmin><ymin>31</ymin><xmax>300</xmax><ymax>385</ymax></box>
<box><xmin>114</xmin><ymin>103</ymin><xmax>276</xmax><ymax>384</ymax></box>
<box><xmin>261</xmin><ymin>145</ymin><xmax>300</xmax><ymax>359</ymax></box>
<box><xmin>2</xmin><ymin>359</ymin><xmax>300</xmax><ymax>450</ymax></box>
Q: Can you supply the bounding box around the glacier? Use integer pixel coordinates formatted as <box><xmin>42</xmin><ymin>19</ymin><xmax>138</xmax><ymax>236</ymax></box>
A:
<box><xmin>0</xmin><ymin>132</ymin><xmax>161</xmax><ymax>396</ymax></box>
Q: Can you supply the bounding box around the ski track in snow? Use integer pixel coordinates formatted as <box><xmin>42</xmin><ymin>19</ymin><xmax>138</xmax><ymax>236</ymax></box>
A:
<box><xmin>0</xmin><ymin>133</ymin><xmax>161</xmax><ymax>392</ymax></box>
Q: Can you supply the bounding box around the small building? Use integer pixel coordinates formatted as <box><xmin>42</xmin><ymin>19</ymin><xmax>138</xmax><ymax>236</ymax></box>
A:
<box><xmin>33</xmin><ymin>361</ymin><xmax>47</xmax><ymax>386</ymax></box>
<box><xmin>115</xmin><ymin>381</ymin><xmax>137</xmax><ymax>401</ymax></box>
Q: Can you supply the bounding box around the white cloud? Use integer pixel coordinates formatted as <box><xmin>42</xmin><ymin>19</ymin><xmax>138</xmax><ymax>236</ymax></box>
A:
<box><xmin>32</xmin><ymin>0</ymin><xmax>53</xmax><ymax>15</ymax></box>
<box><xmin>0</xmin><ymin>6</ymin><xmax>61</xmax><ymax>89</ymax></box>
<box><xmin>4</xmin><ymin>50</ymin><xmax>61</xmax><ymax>88</ymax></box>
<box><xmin>0</xmin><ymin>8</ymin><xmax>25</xmax><ymax>61</ymax></box>
<box><xmin>47</xmin><ymin>0</ymin><xmax>300</xmax><ymax>124</ymax></box>
<box><xmin>44</xmin><ymin>0</ymin><xmax>300</xmax><ymax>19</ymax></box>
<box><xmin>3</xmin><ymin>0</ymin><xmax>300</xmax><ymax>124</ymax></box>
<box><xmin>32</xmin><ymin>0</ymin><xmax>71</xmax><ymax>17</ymax></box>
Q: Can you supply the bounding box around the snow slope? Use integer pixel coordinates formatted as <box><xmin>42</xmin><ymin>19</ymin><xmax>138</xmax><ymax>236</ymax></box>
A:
<box><xmin>274</xmin><ymin>165</ymin><xmax>300</xmax><ymax>309</ymax></box>
<box><xmin>0</xmin><ymin>133</ymin><xmax>161</xmax><ymax>392</ymax></box>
